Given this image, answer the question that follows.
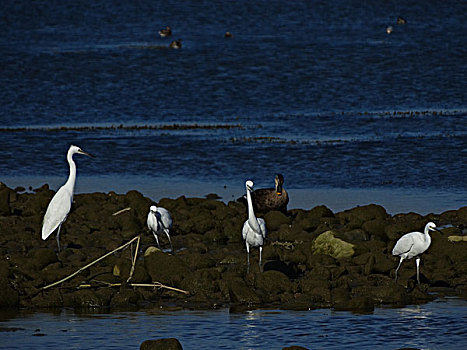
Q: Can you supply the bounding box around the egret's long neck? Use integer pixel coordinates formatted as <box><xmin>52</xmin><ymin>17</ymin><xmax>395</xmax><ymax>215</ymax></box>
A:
<box><xmin>246</xmin><ymin>188</ymin><xmax>260</xmax><ymax>232</ymax></box>
<box><xmin>65</xmin><ymin>151</ymin><xmax>77</xmax><ymax>193</ymax></box>
<box><xmin>423</xmin><ymin>226</ymin><xmax>432</xmax><ymax>244</ymax></box>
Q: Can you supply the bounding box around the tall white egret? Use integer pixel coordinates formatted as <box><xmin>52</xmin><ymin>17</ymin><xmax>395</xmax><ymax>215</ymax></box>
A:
<box><xmin>392</xmin><ymin>222</ymin><xmax>441</xmax><ymax>285</ymax></box>
<box><xmin>242</xmin><ymin>180</ymin><xmax>267</xmax><ymax>272</ymax></box>
<box><xmin>41</xmin><ymin>145</ymin><xmax>94</xmax><ymax>251</ymax></box>
<box><xmin>147</xmin><ymin>205</ymin><xmax>174</xmax><ymax>253</ymax></box>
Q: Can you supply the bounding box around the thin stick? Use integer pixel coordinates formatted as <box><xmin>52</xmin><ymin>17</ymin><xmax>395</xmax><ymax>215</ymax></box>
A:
<box><xmin>77</xmin><ymin>281</ymin><xmax>189</xmax><ymax>294</ymax></box>
<box><xmin>41</xmin><ymin>235</ymin><xmax>141</xmax><ymax>291</ymax></box>
<box><xmin>126</xmin><ymin>236</ymin><xmax>140</xmax><ymax>283</ymax></box>
<box><xmin>112</xmin><ymin>207</ymin><xmax>131</xmax><ymax>216</ymax></box>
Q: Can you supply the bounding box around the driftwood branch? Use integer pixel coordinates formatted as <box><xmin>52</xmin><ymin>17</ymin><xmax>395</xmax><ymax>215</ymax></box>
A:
<box><xmin>126</xmin><ymin>235</ymin><xmax>140</xmax><ymax>283</ymax></box>
<box><xmin>77</xmin><ymin>281</ymin><xmax>189</xmax><ymax>295</ymax></box>
<box><xmin>112</xmin><ymin>207</ymin><xmax>131</xmax><ymax>216</ymax></box>
<box><xmin>41</xmin><ymin>235</ymin><xmax>140</xmax><ymax>291</ymax></box>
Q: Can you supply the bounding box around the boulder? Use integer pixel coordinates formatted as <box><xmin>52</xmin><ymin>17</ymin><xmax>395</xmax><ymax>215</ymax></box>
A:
<box><xmin>140</xmin><ymin>338</ymin><xmax>183</xmax><ymax>350</ymax></box>
<box><xmin>312</xmin><ymin>231</ymin><xmax>355</xmax><ymax>259</ymax></box>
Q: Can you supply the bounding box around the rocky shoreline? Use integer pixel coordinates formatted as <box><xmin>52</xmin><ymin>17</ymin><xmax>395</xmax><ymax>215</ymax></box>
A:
<box><xmin>0</xmin><ymin>182</ymin><xmax>466</xmax><ymax>313</ymax></box>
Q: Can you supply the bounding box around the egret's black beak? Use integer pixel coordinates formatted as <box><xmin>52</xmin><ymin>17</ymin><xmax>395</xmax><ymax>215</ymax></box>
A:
<box><xmin>434</xmin><ymin>228</ymin><xmax>443</xmax><ymax>234</ymax></box>
<box><xmin>79</xmin><ymin>150</ymin><xmax>95</xmax><ymax>158</ymax></box>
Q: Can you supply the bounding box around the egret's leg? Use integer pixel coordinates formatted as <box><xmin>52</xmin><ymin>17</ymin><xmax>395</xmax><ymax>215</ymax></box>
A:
<box><xmin>165</xmin><ymin>229</ymin><xmax>174</xmax><ymax>254</ymax></box>
<box><xmin>246</xmin><ymin>244</ymin><xmax>250</xmax><ymax>273</ymax></box>
<box><xmin>394</xmin><ymin>257</ymin><xmax>404</xmax><ymax>282</ymax></box>
<box><xmin>56</xmin><ymin>225</ymin><xmax>62</xmax><ymax>252</ymax></box>
<box><xmin>259</xmin><ymin>246</ymin><xmax>263</xmax><ymax>272</ymax></box>
<box><xmin>152</xmin><ymin>231</ymin><xmax>160</xmax><ymax>249</ymax></box>
<box><xmin>416</xmin><ymin>257</ymin><xmax>421</xmax><ymax>285</ymax></box>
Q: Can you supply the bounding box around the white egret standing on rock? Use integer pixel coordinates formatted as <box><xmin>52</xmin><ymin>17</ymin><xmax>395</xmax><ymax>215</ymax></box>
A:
<box><xmin>242</xmin><ymin>180</ymin><xmax>267</xmax><ymax>272</ymax></box>
<box><xmin>392</xmin><ymin>222</ymin><xmax>441</xmax><ymax>285</ymax></box>
<box><xmin>147</xmin><ymin>205</ymin><xmax>174</xmax><ymax>253</ymax></box>
<box><xmin>42</xmin><ymin>145</ymin><xmax>94</xmax><ymax>251</ymax></box>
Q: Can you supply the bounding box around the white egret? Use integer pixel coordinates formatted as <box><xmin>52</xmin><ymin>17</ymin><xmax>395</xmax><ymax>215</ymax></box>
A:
<box><xmin>242</xmin><ymin>180</ymin><xmax>267</xmax><ymax>272</ymax></box>
<box><xmin>147</xmin><ymin>205</ymin><xmax>174</xmax><ymax>253</ymax></box>
<box><xmin>392</xmin><ymin>222</ymin><xmax>441</xmax><ymax>285</ymax></box>
<box><xmin>41</xmin><ymin>145</ymin><xmax>94</xmax><ymax>251</ymax></box>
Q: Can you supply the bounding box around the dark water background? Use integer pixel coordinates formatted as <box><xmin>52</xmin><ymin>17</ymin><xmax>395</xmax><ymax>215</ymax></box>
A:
<box><xmin>0</xmin><ymin>0</ymin><xmax>465</xmax><ymax>212</ymax></box>
<box><xmin>0</xmin><ymin>1</ymin><xmax>466</xmax><ymax>348</ymax></box>
<box><xmin>1</xmin><ymin>299</ymin><xmax>466</xmax><ymax>350</ymax></box>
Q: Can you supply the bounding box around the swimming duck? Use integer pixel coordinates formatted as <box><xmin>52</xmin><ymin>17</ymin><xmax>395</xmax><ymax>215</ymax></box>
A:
<box><xmin>397</xmin><ymin>16</ymin><xmax>407</xmax><ymax>25</ymax></box>
<box><xmin>159</xmin><ymin>26</ymin><xmax>172</xmax><ymax>38</ymax></box>
<box><xmin>224</xmin><ymin>31</ymin><xmax>233</xmax><ymax>38</ymax></box>
<box><xmin>238</xmin><ymin>174</ymin><xmax>289</xmax><ymax>214</ymax></box>
<box><xmin>169</xmin><ymin>39</ymin><xmax>182</xmax><ymax>49</ymax></box>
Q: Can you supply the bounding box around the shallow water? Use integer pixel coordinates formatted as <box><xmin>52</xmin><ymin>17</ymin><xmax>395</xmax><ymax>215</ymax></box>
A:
<box><xmin>0</xmin><ymin>298</ymin><xmax>466</xmax><ymax>350</ymax></box>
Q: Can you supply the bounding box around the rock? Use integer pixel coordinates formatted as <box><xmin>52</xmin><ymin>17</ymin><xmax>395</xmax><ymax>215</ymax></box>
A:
<box><xmin>336</xmin><ymin>229</ymin><xmax>369</xmax><ymax>242</ymax></box>
<box><xmin>140</xmin><ymin>338</ymin><xmax>183</xmax><ymax>350</ymax></box>
<box><xmin>144</xmin><ymin>249</ymin><xmax>191</xmax><ymax>287</ymax></box>
<box><xmin>0</xmin><ymin>261</ymin><xmax>19</xmax><ymax>307</ymax></box>
<box><xmin>293</xmin><ymin>206</ymin><xmax>334</xmax><ymax>232</ymax></box>
<box><xmin>340</xmin><ymin>204</ymin><xmax>388</xmax><ymax>222</ymax></box>
<box><xmin>312</xmin><ymin>231</ymin><xmax>355</xmax><ymax>259</ymax></box>
<box><xmin>32</xmin><ymin>248</ymin><xmax>58</xmax><ymax>270</ymax></box>
<box><xmin>228</xmin><ymin>278</ymin><xmax>261</xmax><ymax>304</ymax></box>
<box><xmin>110</xmin><ymin>287</ymin><xmax>141</xmax><ymax>308</ymax></box>
<box><xmin>0</xmin><ymin>187</ymin><xmax>13</xmax><ymax>216</ymax></box>
<box><xmin>264</xmin><ymin>211</ymin><xmax>291</xmax><ymax>231</ymax></box>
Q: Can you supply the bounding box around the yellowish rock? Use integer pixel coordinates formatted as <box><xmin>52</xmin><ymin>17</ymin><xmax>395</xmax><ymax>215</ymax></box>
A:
<box><xmin>312</xmin><ymin>230</ymin><xmax>355</xmax><ymax>259</ymax></box>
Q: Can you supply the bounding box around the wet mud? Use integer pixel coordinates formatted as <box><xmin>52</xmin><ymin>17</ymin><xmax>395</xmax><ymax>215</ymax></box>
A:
<box><xmin>0</xmin><ymin>182</ymin><xmax>466</xmax><ymax>313</ymax></box>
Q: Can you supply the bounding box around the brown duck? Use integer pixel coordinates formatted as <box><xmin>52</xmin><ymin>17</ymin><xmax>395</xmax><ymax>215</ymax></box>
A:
<box><xmin>238</xmin><ymin>174</ymin><xmax>289</xmax><ymax>214</ymax></box>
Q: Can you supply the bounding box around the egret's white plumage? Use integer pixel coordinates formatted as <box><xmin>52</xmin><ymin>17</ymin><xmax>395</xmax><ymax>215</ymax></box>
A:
<box><xmin>242</xmin><ymin>180</ymin><xmax>267</xmax><ymax>272</ymax></box>
<box><xmin>41</xmin><ymin>145</ymin><xmax>94</xmax><ymax>251</ymax></box>
<box><xmin>392</xmin><ymin>222</ymin><xmax>440</xmax><ymax>285</ymax></box>
<box><xmin>147</xmin><ymin>205</ymin><xmax>174</xmax><ymax>253</ymax></box>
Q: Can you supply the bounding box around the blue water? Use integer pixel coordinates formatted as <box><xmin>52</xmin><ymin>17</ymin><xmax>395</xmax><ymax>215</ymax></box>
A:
<box><xmin>1</xmin><ymin>299</ymin><xmax>466</xmax><ymax>350</ymax></box>
<box><xmin>1</xmin><ymin>0</ymin><xmax>466</xmax><ymax>205</ymax></box>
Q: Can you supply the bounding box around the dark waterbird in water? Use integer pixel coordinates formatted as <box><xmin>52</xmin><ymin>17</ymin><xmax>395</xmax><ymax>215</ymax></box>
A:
<box><xmin>159</xmin><ymin>26</ymin><xmax>172</xmax><ymax>38</ymax></box>
<box><xmin>169</xmin><ymin>39</ymin><xmax>182</xmax><ymax>49</ymax></box>
<box><xmin>238</xmin><ymin>174</ymin><xmax>289</xmax><ymax>213</ymax></box>
<box><xmin>242</xmin><ymin>180</ymin><xmax>267</xmax><ymax>272</ymax></box>
<box><xmin>397</xmin><ymin>16</ymin><xmax>407</xmax><ymax>25</ymax></box>
<box><xmin>392</xmin><ymin>222</ymin><xmax>441</xmax><ymax>285</ymax></box>
<box><xmin>41</xmin><ymin>145</ymin><xmax>95</xmax><ymax>252</ymax></box>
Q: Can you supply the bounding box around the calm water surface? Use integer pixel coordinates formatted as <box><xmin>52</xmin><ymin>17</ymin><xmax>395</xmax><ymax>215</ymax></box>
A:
<box><xmin>1</xmin><ymin>298</ymin><xmax>466</xmax><ymax>350</ymax></box>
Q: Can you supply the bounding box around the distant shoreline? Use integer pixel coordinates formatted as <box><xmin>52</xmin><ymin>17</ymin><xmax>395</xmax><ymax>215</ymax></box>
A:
<box><xmin>2</xmin><ymin>175</ymin><xmax>465</xmax><ymax>215</ymax></box>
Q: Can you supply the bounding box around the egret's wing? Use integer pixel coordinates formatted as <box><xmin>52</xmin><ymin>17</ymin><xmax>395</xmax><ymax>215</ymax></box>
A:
<box><xmin>392</xmin><ymin>233</ymin><xmax>415</xmax><ymax>256</ymax></box>
<box><xmin>242</xmin><ymin>220</ymin><xmax>249</xmax><ymax>240</ymax></box>
<box><xmin>41</xmin><ymin>187</ymin><xmax>72</xmax><ymax>240</ymax></box>
<box><xmin>258</xmin><ymin>218</ymin><xmax>267</xmax><ymax>239</ymax></box>
<box><xmin>147</xmin><ymin>211</ymin><xmax>158</xmax><ymax>232</ymax></box>
<box><xmin>157</xmin><ymin>207</ymin><xmax>173</xmax><ymax>230</ymax></box>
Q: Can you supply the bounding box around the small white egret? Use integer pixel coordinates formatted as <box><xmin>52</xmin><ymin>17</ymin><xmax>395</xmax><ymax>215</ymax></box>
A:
<box><xmin>147</xmin><ymin>205</ymin><xmax>174</xmax><ymax>253</ymax></box>
<box><xmin>41</xmin><ymin>145</ymin><xmax>94</xmax><ymax>251</ymax></box>
<box><xmin>242</xmin><ymin>180</ymin><xmax>267</xmax><ymax>272</ymax></box>
<box><xmin>392</xmin><ymin>222</ymin><xmax>441</xmax><ymax>285</ymax></box>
